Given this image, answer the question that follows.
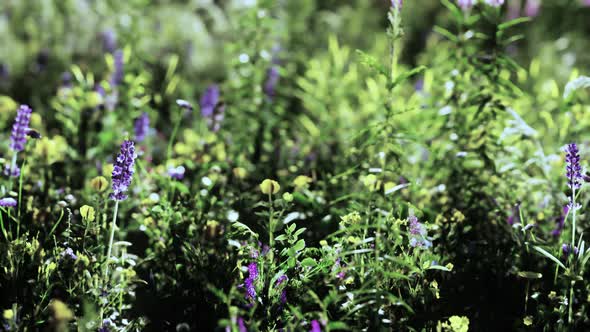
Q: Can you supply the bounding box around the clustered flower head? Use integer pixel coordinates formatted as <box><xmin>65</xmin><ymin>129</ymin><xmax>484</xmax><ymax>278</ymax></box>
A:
<box><xmin>200</xmin><ymin>85</ymin><xmax>220</xmax><ymax>118</ymax></box>
<box><xmin>408</xmin><ymin>215</ymin><xmax>432</xmax><ymax>248</ymax></box>
<box><xmin>0</xmin><ymin>197</ymin><xmax>17</xmax><ymax>208</ymax></box>
<box><xmin>10</xmin><ymin>104</ymin><xmax>33</xmax><ymax>152</ymax></box>
<box><xmin>565</xmin><ymin>143</ymin><xmax>582</xmax><ymax>190</ymax></box>
<box><xmin>244</xmin><ymin>262</ymin><xmax>258</xmax><ymax>302</ymax></box>
<box><xmin>110</xmin><ymin>140</ymin><xmax>137</xmax><ymax>201</ymax></box>
<box><xmin>134</xmin><ymin>112</ymin><xmax>150</xmax><ymax>142</ymax></box>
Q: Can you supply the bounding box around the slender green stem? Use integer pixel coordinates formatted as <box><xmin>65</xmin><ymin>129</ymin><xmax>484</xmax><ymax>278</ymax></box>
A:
<box><xmin>104</xmin><ymin>200</ymin><xmax>120</xmax><ymax>279</ymax></box>
<box><xmin>166</xmin><ymin>115</ymin><xmax>183</xmax><ymax>160</ymax></box>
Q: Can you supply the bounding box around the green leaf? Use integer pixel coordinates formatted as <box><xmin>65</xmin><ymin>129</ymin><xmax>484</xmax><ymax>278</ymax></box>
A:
<box><xmin>433</xmin><ymin>26</ymin><xmax>458</xmax><ymax>42</ymax></box>
<box><xmin>516</xmin><ymin>271</ymin><xmax>543</xmax><ymax>279</ymax></box>
<box><xmin>533</xmin><ymin>246</ymin><xmax>565</xmax><ymax>269</ymax></box>
<box><xmin>300</xmin><ymin>257</ymin><xmax>317</xmax><ymax>267</ymax></box>
<box><xmin>427</xmin><ymin>265</ymin><xmax>451</xmax><ymax>272</ymax></box>
<box><xmin>293</xmin><ymin>239</ymin><xmax>306</xmax><ymax>252</ymax></box>
<box><xmin>498</xmin><ymin>17</ymin><xmax>531</xmax><ymax>31</ymax></box>
<box><xmin>327</xmin><ymin>322</ymin><xmax>349</xmax><ymax>330</ymax></box>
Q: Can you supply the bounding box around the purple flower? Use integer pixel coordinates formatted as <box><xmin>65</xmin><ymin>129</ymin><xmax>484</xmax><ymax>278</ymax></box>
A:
<box><xmin>391</xmin><ymin>0</ymin><xmax>402</xmax><ymax>9</ymax></box>
<box><xmin>200</xmin><ymin>85</ymin><xmax>225</xmax><ymax>132</ymax></box>
<box><xmin>4</xmin><ymin>164</ymin><xmax>20</xmax><ymax>178</ymax></box>
<box><xmin>109</xmin><ymin>140</ymin><xmax>137</xmax><ymax>201</ymax></box>
<box><xmin>237</xmin><ymin>317</ymin><xmax>248</xmax><ymax>332</ymax></box>
<box><xmin>10</xmin><ymin>104</ymin><xmax>33</xmax><ymax>152</ymax></box>
<box><xmin>200</xmin><ymin>85</ymin><xmax>220</xmax><ymax>118</ymax></box>
<box><xmin>562</xmin><ymin>243</ymin><xmax>579</xmax><ymax>257</ymax></box>
<box><xmin>62</xmin><ymin>247</ymin><xmax>78</xmax><ymax>260</ymax></box>
<box><xmin>167</xmin><ymin>165</ymin><xmax>185</xmax><ymax>180</ymax></box>
<box><xmin>583</xmin><ymin>0</ymin><xmax>590</xmax><ymax>6</ymax></box>
<box><xmin>409</xmin><ymin>215</ymin><xmax>426</xmax><ymax>236</ymax></box>
<box><xmin>134</xmin><ymin>112</ymin><xmax>150</xmax><ymax>142</ymax></box>
<box><xmin>276</xmin><ymin>275</ymin><xmax>288</xmax><ymax>304</ymax></box>
<box><xmin>110</xmin><ymin>49</ymin><xmax>124</xmax><ymax>86</ymax></box>
<box><xmin>457</xmin><ymin>0</ymin><xmax>474</xmax><ymax>10</ymax></box>
<box><xmin>565</xmin><ymin>143</ymin><xmax>582</xmax><ymax>190</ymax></box>
<box><xmin>264</xmin><ymin>66</ymin><xmax>280</xmax><ymax>98</ymax></box>
<box><xmin>310</xmin><ymin>320</ymin><xmax>322</xmax><ymax>332</ymax></box>
<box><xmin>244</xmin><ymin>262</ymin><xmax>258</xmax><ymax>302</ymax></box>
<box><xmin>485</xmin><ymin>0</ymin><xmax>505</xmax><ymax>7</ymax></box>
<box><xmin>525</xmin><ymin>0</ymin><xmax>541</xmax><ymax>17</ymax></box>
<box><xmin>101</xmin><ymin>29</ymin><xmax>117</xmax><ymax>54</ymax></box>
<box><xmin>408</xmin><ymin>215</ymin><xmax>432</xmax><ymax>248</ymax></box>
<box><xmin>0</xmin><ymin>197</ymin><xmax>17</xmax><ymax>207</ymax></box>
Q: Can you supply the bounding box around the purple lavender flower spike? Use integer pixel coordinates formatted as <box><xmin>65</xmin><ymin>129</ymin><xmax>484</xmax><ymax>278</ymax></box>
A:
<box><xmin>244</xmin><ymin>262</ymin><xmax>258</xmax><ymax>302</ymax></box>
<box><xmin>0</xmin><ymin>197</ymin><xmax>17</xmax><ymax>207</ymax></box>
<box><xmin>10</xmin><ymin>104</ymin><xmax>33</xmax><ymax>152</ymax></box>
<box><xmin>109</xmin><ymin>140</ymin><xmax>137</xmax><ymax>201</ymax></box>
<box><xmin>310</xmin><ymin>320</ymin><xmax>322</xmax><ymax>332</ymax></box>
<box><xmin>565</xmin><ymin>143</ymin><xmax>582</xmax><ymax>190</ymax></box>
<box><xmin>485</xmin><ymin>0</ymin><xmax>505</xmax><ymax>7</ymax></box>
<box><xmin>200</xmin><ymin>85</ymin><xmax>220</xmax><ymax>118</ymax></box>
<box><xmin>110</xmin><ymin>49</ymin><xmax>124</xmax><ymax>86</ymax></box>
<box><xmin>134</xmin><ymin>112</ymin><xmax>150</xmax><ymax>142</ymax></box>
<box><xmin>264</xmin><ymin>66</ymin><xmax>280</xmax><ymax>98</ymax></box>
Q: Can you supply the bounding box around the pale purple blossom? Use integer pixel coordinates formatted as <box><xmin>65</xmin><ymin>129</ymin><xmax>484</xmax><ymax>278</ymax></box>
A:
<box><xmin>0</xmin><ymin>197</ymin><xmax>17</xmax><ymax>207</ymax></box>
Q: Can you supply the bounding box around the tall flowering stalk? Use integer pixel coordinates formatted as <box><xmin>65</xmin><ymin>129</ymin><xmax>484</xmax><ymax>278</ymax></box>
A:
<box><xmin>104</xmin><ymin>140</ymin><xmax>137</xmax><ymax>279</ymax></box>
<box><xmin>565</xmin><ymin>143</ymin><xmax>582</xmax><ymax>246</ymax></box>
<box><xmin>8</xmin><ymin>105</ymin><xmax>33</xmax><ymax>178</ymax></box>
<box><xmin>563</xmin><ymin>143</ymin><xmax>583</xmax><ymax>324</ymax></box>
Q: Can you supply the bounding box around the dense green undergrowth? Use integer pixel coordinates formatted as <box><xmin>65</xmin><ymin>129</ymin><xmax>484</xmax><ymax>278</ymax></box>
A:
<box><xmin>1</xmin><ymin>0</ymin><xmax>590</xmax><ymax>331</ymax></box>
